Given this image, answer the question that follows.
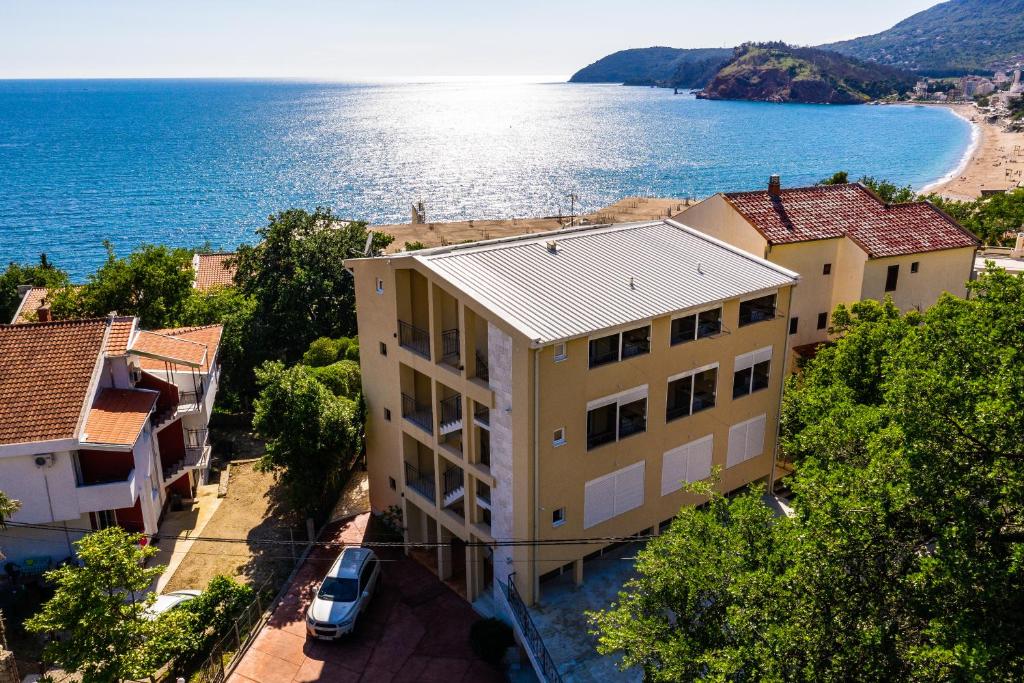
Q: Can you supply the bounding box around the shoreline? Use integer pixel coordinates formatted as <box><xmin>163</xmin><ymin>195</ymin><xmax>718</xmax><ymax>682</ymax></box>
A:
<box><xmin>918</xmin><ymin>103</ymin><xmax>1024</xmax><ymax>200</ymax></box>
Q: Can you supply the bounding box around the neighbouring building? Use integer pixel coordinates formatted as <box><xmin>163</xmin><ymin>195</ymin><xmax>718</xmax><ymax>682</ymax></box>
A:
<box><xmin>0</xmin><ymin>316</ymin><xmax>221</xmax><ymax>566</ymax></box>
<box><xmin>345</xmin><ymin>220</ymin><xmax>798</xmax><ymax>669</ymax></box>
<box><xmin>192</xmin><ymin>252</ymin><xmax>237</xmax><ymax>291</ymax></box>
<box><xmin>677</xmin><ymin>178</ymin><xmax>978</xmax><ymax>364</ymax></box>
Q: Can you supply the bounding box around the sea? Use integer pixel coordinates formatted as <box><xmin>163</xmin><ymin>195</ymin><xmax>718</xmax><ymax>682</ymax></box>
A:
<box><xmin>0</xmin><ymin>79</ymin><xmax>973</xmax><ymax>279</ymax></box>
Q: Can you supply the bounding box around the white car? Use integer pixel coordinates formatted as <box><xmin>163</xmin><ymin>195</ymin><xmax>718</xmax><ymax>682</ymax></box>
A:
<box><xmin>306</xmin><ymin>547</ymin><xmax>380</xmax><ymax>639</ymax></box>
<box><xmin>144</xmin><ymin>589</ymin><xmax>202</xmax><ymax>620</ymax></box>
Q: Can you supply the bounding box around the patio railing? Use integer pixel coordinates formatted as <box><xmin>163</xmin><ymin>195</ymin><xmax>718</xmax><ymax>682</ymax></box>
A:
<box><xmin>505</xmin><ymin>572</ymin><xmax>563</xmax><ymax>683</ymax></box>
<box><xmin>399</xmin><ymin>320</ymin><xmax>431</xmax><ymax>359</ymax></box>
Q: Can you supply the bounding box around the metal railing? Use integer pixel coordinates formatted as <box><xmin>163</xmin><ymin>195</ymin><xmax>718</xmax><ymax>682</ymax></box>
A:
<box><xmin>474</xmin><ymin>404</ymin><xmax>490</xmax><ymax>426</ymax></box>
<box><xmin>441</xmin><ymin>328</ymin><xmax>460</xmax><ymax>364</ymax></box>
<box><xmin>184</xmin><ymin>578</ymin><xmax>275</xmax><ymax>683</ymax></box>
<box><xmin>405</xmin><ymin>461</ymin><xmax>436</xmax><ymax>503</ymax></box>
<box><xmin>399</xmin><ymin>320</ymin><xmax>431</xmax><ymax>359</ymax></box>
<box><xmin>443</xmin><ymin>466</ymin><xmax>464</xmax><ymax>500</ymax></box>
<box><xmin>505</xmin><ymin>572</ymin><xmax>563</xmax><ymax>683</ymax></box>
<box><xmin>479</xmin><ymin>435</ymin><xmax>491</xmax><ymax>466</ymax></box>
<box><xmin>475</xmin><ymin>351</ymin><xmax>489</xmax><ymax>381</ymax></box>
<box><xmin>439</xmin><ymin>394</ymin><xmax>462</xmax><ymax>428</ymax></box>
<box><xmin>401</xmin><ymin>393</ymin><xmax>433</xmax><ymax>434</ymax></box>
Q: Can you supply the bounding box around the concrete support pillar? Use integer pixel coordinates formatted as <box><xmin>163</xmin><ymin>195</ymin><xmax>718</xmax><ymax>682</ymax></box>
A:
<box><xmin>401</xmin><ymin>498</ymin><xmax>412</xmax><ymax>556</ymax></box>
<box><xmin>437</xmin><ymin>522</ymin><xmax>453</xmax><ymax>581</ymax></box>
<box><xmin>466</xmin><ymin>543</ymin><xmax>479</xmax><ymax>601</ymax></box>
<box><xmin>573</xmin><ymin>558</ymin><xmax>584</xmax><ymax>587</ymax></box>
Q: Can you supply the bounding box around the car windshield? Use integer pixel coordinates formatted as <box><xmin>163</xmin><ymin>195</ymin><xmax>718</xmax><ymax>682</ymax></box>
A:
<box><xmin>318</xmin><ymin>577</ymin><xmax>359</xmax><ymax>602</ymax></box>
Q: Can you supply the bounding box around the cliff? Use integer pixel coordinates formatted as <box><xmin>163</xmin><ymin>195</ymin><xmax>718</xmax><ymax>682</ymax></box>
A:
<box><xmin>699</xmin><ymin>43</ymin><xmax>916</xmax><ymax>104</ymax></box>
<box><xmin>569</xmin><ymin>47</ymin><xmax>731</xmax><ymax>87</ymax></box>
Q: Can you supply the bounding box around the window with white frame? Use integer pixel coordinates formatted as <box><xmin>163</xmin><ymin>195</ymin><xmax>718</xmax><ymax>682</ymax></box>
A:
<box><xmin>586</xmin><ymin>386</ymin><xmax>648</xmax><ymax>450</ymax></box>
<box><xmin>554</xmin><ymin>342</ymin><xmax>567</xmax><ymax>362</ymax></box>
<box><xmin>666</xmin><ymin>363</ymin><xmax>718</xmax><ymax>421</ymax></box>
<box><xmin>553</xmin><ymin>427</ymin><xmax>566</xmax><ymax>446</ymax></box>
<box><xmin>670</xmin><ymin>307</ymin><xmax>722</xmax><ymax>345</ymax></box>
<box><xmin>661</xmin><ymin>435</ymin><xmax>713</xmax><ymax>495</ymax></box>
<box><xmin>552</xmin><ymin>507</ymin><xmax>566</xmax><ymax>526</ymax></box>
<box><xmin>726</xmin><ymin>414</ymin><xmax>766</xmax><ymax>467</ymax></box>
<box><xmin>738</xmin><ymin>293</ymin><xmax>776</xmax><ymax>327</ymax></box>
<box><xmin>733</xmin><ymin>346</ymin><xmax>772</xmax><ymax>399</ymax></box>
<box><xmin>588</xmin><ymin>324</ymin><xmax>651</xmax><ymax>368</ymax></box>
<box><xmin>584</xmin><ymin>461</ymin><xmax>645</xmax><ymax>529</ymax></box>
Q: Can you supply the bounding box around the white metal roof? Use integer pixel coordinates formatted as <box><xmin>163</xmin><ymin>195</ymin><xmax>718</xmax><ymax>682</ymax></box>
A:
<box><xmin>413</xmin><ymin>220</ymin><xmax>798</xmax><ymax>345</ymax></box>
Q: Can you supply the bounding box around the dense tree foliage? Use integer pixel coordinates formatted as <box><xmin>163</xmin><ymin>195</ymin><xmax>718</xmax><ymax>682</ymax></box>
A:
<box><xmin>50</xmin><ymin>241</ymin><xmax>195</xmax><ymax>328</ymax></box>
<box><xmin>926</xmin><ymin>188</ymin><xmax>1024</xmax><ymax>245</ymax></box>
<box><xmin>24</xmin><ymin>528</ymin><xmax>165</xmax><ymax>682</ymax></box>
<box><xmin>0</xmin><ymin>491</ymin><xmax>20</xmax><ymax>561</ymax></box>
<box><xmin>591</xmin><ymin>269</ymin><xmax>1024</xmax><ymax>681</ymax></box>
<box><xmin>0</xmin><ymin>254</ymin><xmax>69</xmax><ymax>322</ymax></box>
<box><xmin>818</xmin><ymin>171</ymin><xmax>916</xmax><ymax>203</ymax></box>
<box><xmin>228</xmin><ymin>208</ymin><xmax>390</xmax><ymax>402</ymax></box>
<box><xmin>252</xmin><ymin>359</ymin><xmax>362</xmax><ymax>518</ymax></box>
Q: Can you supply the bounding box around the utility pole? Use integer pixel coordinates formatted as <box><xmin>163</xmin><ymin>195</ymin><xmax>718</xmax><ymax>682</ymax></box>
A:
<box><xmin>567</xmin><ymin>192</ymin><xmax>579</xmax><ymax>226</ymax></box>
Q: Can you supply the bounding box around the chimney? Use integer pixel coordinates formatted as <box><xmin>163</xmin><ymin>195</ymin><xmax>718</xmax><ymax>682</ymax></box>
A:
<box><xmin>37</xmin><ymin>304</ymin><xmax>51</xmax><ymax>323</ymax></box>
<box><xmin>768</xmin><ymin>174</ymin><xmax>782</xmax><ymax>197</ymax></box>
<box><xmin>1012</xmin><ymin>232</ymin><xmax>1024</xmax><ymax>259</ymax></box>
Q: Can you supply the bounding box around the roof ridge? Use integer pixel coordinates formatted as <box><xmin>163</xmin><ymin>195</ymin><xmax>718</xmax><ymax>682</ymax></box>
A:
<box><xmin>133</xmin><ymin>329</ymin><xmax>208</xmax><ymax>349</ymax></box>
<box><xmin>0</xmin><ymin>317</ymin><xmax>111</xmax><ymax>330</ymax></box>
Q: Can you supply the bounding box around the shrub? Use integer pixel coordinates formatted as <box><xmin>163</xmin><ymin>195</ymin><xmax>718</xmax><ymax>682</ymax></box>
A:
<box><xmin>311</xmin><ymin>360</ymin><xmax>361</xmax><ymax>399</ymax></box>
<box><xmin>469</xmin><ymin>617</ymin><xmax>515</xmax><ymax>665</ymax></box>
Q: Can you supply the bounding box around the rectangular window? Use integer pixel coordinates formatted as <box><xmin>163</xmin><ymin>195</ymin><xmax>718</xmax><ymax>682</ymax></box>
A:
<box><xmin>375</xmin><ymin>278</ymin><xmax>384</xmax><ymax>294</ymax></box>
<box><xmin>388</xmin><ymin>476</ymin><xmax>397</xmax><ymax>490</ymax></box>
<box><xmin>667</xmin><ymin>366</ymin><xmax>717</xmax><ymax>421</ymax></box>
<box><xmin>587</xmin><ymin>386</ymin><xmax>648</xmax><ymax>450</ymax></box>
<box><xmin>670</xmin><ymin>314</ymin><xmax>696</xmax><ymax>345</ymax></box>
<box><xmin>789</xmin><ymin>317</ymin><xmax>798</xmax><ymax>335</ymax></box>
<box><xmin>379</xmin><ymin>342</ymin><xmax>387</xmax><ymax>356</ymax></box>
<box><xmin>620</xmin><ymin>326</ymin><xmax>650</xmax><ymax>360</ymax></box>
<box><xmin>584</xmin><ymin>462</ymin><xmax>645</xmax><ymax>529</ymax></box>
<box><xmin>553</xmin><ymin>427</ymin><xmax>566</xmax><ymax>446</ymax></box>
<box><xmin>885</xmin><ymin>265</ymin><xmax>899</xmax><ymax>292</ymax></box>
<box><xmin>733</xmin><ymin>347</ymin><xmax>772</xmax><ymax>399</ymax></box>
<box><xmin>589</xmin><ymin>333</ymin><xmax>619</xmax><ymax>368</ymax></box>
<box><xmin>911</xmin><ymin>261</ymin><xmax>919</xmax><ymax>274</ymax></box>
<box><xmin>553</xmin><ymin>342</ymin><xmax>567</xmax><ymax>362</ymax></box>
<box><xmin>552</xmin><ymin>507</ymin><xmax>566</xmax><ymax>526</ymax></box>
<box><xmin>384</xmin><ymin>408</ymin><xmax>392</xmax><ymax>422</ymax></box>
<box><xmin>726</xmin><ymin>414</ymin><xmax>767</xmax><ymax>468</ymax></box>
<box><xmin>816</xmin><ymin>312</ymin><xmax>828</xmax><ymax>330</ymax></box>
<box><xmin>697</xmin><ymin>308</ymin><xmax>722</xmax><ymax>338</ymax></box>
<box><xmin>661</xmin><ymin>435</ymin><xmax>713</xmax><ymax>496</ymax></box>
<box><xmin>822</xmin><ymin>263</ymin><xmax>832</xmax><ymax>275</ymax></box>
<box><xmin>739</xmin><ymin>294</ymin><xmax>776</xmax><ymax>327</ymax></box>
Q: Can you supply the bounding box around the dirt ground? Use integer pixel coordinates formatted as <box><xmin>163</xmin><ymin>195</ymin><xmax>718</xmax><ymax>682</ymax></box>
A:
<box><xmin>162</xmin><ymin>461</ymin><xmax>298</xmax><ymax>593</ymax></box>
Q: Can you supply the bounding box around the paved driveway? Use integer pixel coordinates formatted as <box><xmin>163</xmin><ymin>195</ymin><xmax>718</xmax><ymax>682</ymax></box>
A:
<box><xmin>228</xmin><ymin>513</ymin><xmax>504</xmax><ymax>683</ymax></box>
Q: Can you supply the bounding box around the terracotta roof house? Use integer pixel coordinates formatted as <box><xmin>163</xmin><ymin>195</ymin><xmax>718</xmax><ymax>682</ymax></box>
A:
<box><xmin>0</xmin><ymin>316</ymin><xmax>222</xmax><ymax>566</ymax></box>
<box><xmin>192</xmin><ymin>252</ymin><xmax>237</xmax><ymax>291</ymax></box>
<box><xmin>676</xmin><ymin>177</ymin><xmax>979</xmax><ymax>365</ymax></box>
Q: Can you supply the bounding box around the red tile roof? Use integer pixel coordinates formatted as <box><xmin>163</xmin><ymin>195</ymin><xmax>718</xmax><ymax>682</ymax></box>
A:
<box><xmin>82</xmin><ymin>388</ymin><xmax>158</xmax><ymax>446</ymax></box>
<box><xmin>104</xmin><ymin>317</ymin><xmax>136</xmax><ymax>357</ymax></box>
<box><xmin>130</xmin><ymin>331</ymin><xmax>208</xmax><ymax>368</ymax></box>
<box><xmin>193</xmin><ymin>253</ymin><xmax>237</xmax><ymax>291</ymax></box>
<box><xmin>722</xmin><ymin>183</ymin><xmax>979</xmax><ymax>258</ymax></box>
<box><xmin>12</xmin><ymin>285</ymin><xmax>84</xmax><ymax>324</ymax></box>
<box><xmin>148</xmin><ymin>325</ymin><xmax>223</xmax><ymax>372</ymax></box>
<box><xmin>0</xmin><ymin>319</ymin><xmax>107</xmax><ymax>445</ymax></box>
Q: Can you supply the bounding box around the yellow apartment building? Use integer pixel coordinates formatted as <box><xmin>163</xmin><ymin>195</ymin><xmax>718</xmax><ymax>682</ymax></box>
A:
<box><xmin>345</xmin><ymin>219</ymin><xmax>799</xmax><ymax>621</ymax></box>
<box><xmin>678</xmin><ymin>177</ymin><xmax>978</xmax><ymax>363</ymax></box>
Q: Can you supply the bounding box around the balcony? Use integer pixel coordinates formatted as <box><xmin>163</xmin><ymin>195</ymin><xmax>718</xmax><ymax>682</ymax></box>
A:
<box><xmin>405</xmin><ymin>461</ymin><xmax>436</xmax><ymax>504</ymax></box>
<box><xmin>399</xmin><ymin>320</ymin><xmax>430</xmax><ymax>360</ymax></box>
<box><xmin>441</xmin><ymin>328</ymin><xmax>460</xmax><ymax>367</ymax></box>
<box><xmin>473</xmin><ymin>404</ymin><xmax>490</xmax><ymax>429</ymax></box>
<box><xmin>439</xmin><ymin>394</ymin><xmax>463</xmax><ymax>436</ymax></box>
<box><xmin>474</xmin><ymin>351</ymin><xmax>489</xmax><ymax>382</ymax></box>
<box><xmin>402</xmin><ymin>393</ymin><xmax>434</xmax><ymax>434</ymax></box>
<box><xmin>442</xmin><ymin>466</ymin><xmax>465</xmax><ymax>508</ymax></box>
<box><xmin>77</xmin><ymin>470</ymin><xmax>137</xmax><ymax>513</ymax></box>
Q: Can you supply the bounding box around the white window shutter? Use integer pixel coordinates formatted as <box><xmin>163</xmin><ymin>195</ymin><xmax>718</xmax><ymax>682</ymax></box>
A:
<box><xmin>661</xmin><ymin>445</ymin><xmax>689</xmax><ymax>496</ymax></box>
<box><xmin>688</xmin><ymin>435</ymin><xmax>714</xmax><ymax>481</ymax></box>
<box><xmin>613</xmin><ymin>462</ymin><xmax>645</xmax><ymax>516</ymax></box>
<box><xmin>745</xmin><ymin>414</ymin><xmax>766</xmax><ymax>461</ymax></box>
<box><xmin>727</xmin><ymin>421</ymin><xmax>747</xmax><ymax>467</ymax></box>
<box><xmin>584</xmin><ymin>474</ymin><xmax>616</xmax><ymax>529</ymax></box>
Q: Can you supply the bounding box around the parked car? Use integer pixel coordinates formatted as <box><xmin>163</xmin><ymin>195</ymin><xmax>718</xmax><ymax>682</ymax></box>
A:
<box><xmin>306</xmin><ymin>547</ymin><xmax>380</xmax><ymax>639</ymax></box>
<box><xmin>144</xmin><ymin>589</ymin><xmax>202</xmax><ymax>620</ymax></box>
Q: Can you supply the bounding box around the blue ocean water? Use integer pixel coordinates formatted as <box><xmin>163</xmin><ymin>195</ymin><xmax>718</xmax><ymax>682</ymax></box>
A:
<box><xmin>0</xmin><ymin>79</ymin><xmax>972</xmax><ymax>279</ymax></box>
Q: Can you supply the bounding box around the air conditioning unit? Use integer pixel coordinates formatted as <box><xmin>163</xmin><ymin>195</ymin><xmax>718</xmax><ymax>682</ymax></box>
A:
<box><xmin>34</xmin><ymin>453</ymin><xmax>55</xmax><ymax>468</ymax></box>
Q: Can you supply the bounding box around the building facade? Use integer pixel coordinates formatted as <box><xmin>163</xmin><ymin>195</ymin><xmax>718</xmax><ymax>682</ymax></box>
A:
<box><xmin>678</xmin><ymin>178</ymin><xmax>979</xmax><ymax>363</ymax></box>
<box><xmin>346</xmin><ymin>220</ymin><xmax>799</xmax><ymax>616</ymax></box>
<box><xmin>0</xmin><ymin>316</ymin><xmax>221</xmax><ymax>566</ymax></box>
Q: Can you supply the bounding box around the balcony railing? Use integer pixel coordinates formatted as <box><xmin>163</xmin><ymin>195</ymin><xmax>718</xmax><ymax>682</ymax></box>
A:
<box><xmin>441</xmin><ymin>328</ymin><xmax>460</xmax><ymax>365</ymax></box>
<box><xmin>479</xmin><ymin>433</ymin><xmax>490</xmax><ymax>467</ymax></box>
<box><xmin>475</xmin><ymin>351</ymin><xmax>489</xmax><ymax>382</ymax></box>
<box><xmin>439</xmin><ymin>394</ymin><xmax>462</xmax><ymax>432</ymax></box>
<box><xmin>404</xmin><ymin>461</ymin><xmax>436</xmax><ymax>504</ymax></box>
<box><xmin>399</xmin><ymin>320</ymin><xmax>431</xmax><ymax>359</ymax></box>
<box><xmin>505</xmin><ymin>572</ymin><xmax>563</xmax><ymax>683</ymax></box>
<box><xmin>443</xmin><ymin>466</ymin><xmax>464</xmax><ymax>499</ymax></box>
<box><xmin>401</xmin><ymin>393</ymin><xmax>433</xmax><ymax>434</ymax></box>
<box><xmin>474</xmin><ymin>404</ymin><xmax>490</xmax><ymax>427</ymax></box>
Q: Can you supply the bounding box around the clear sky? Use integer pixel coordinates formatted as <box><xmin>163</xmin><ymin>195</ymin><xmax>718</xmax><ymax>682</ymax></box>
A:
<box><xmin>0</xmin><ymin>0</ymin><xmax>940</xmax><ymax>80</ymax></box>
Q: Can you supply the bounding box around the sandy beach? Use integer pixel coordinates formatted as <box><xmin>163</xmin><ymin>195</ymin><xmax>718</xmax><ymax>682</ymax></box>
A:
<box><xmin>923</xmin><ymin>103</ymin><xmax>1024</xmax><ymax>200</ymax></box>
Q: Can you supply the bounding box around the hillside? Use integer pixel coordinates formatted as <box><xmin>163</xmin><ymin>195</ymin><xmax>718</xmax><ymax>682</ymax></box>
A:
<box><xmin>569</xmin><ymin>47</ymin><xmax>731</xmax><ymax>87</ymax></box>
<box><xmin>822</xmin><ymin>0</ymin><xmax>1024</xmax><ymax>74</ymax></box>
<box><xmin>699</xmin><ymin>43</ymin><xmax>916</xmax><ymax>104</ymax></box>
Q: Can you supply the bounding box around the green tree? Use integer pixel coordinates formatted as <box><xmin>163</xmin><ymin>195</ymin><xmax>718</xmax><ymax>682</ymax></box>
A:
<box><xmin>252</xmin><ymin>361</ymin><xmax>361</xmax><ymax>518</ymax></box>
<box><xmin>230</xmin><ymin>208</ymin><xmax>391</xmax><ymax>401</ymax></box>
<box><xmin>0</xmin><ymin>491</ymin><xmax>20</xmax><ymax>561</ymax></box>
<box><xmin>0</xmin><ymin>254</ymin><xmax>69</xmax><ymax>322</ymax></box>
<box><xmin>927</xmin><ymin>188</ymin><xmax>1024</xmax><ymax>245</ymax></box>
<box><xmin>311</xmin><ymin>360</ymin><xmax>362</xmax><ymax>398</ymax></box>
<box><xmin>24</xmin><ymin>527</ymin><xmax>166</xmax><ymax>682</ymax></box>
<box><xmin>51</xmin><ymin>241</ymin><xmax>194</xmax><ymax>328</ymax></box>
<box><xmin>817</xmin><ymin>170</ymin><xmax>849</xmax><ymax>185</ymax></box>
